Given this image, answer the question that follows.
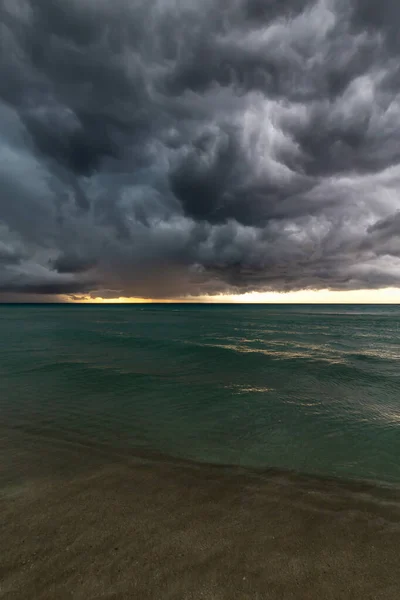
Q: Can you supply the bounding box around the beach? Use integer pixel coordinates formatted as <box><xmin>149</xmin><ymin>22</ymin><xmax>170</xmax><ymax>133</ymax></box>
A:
<box><xmin>1</xmin><ymin>430</ymin><xmax>400</xmax><ymax>600</ymax></box>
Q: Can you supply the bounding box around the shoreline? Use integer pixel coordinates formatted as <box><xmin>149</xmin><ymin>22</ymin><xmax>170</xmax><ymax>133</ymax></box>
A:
<box><xmin>1</xmin><ymin>429</ymin><xmax>400</xmax><ymax>598</ymax></box>
<box><xmin>2</xmin><ymin>424</ymin><xmax>400</xmax><ymax>494</ymax></box>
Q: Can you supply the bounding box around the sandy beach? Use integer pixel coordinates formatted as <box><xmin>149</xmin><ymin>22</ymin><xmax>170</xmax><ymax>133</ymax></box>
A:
<box><xmin>1</xmin><ymin>430</ymin><xmax>400</xmax><ymax>600</ymax></box>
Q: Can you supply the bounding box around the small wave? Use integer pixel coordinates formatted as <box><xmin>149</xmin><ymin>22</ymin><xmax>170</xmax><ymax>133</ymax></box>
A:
<box><xmin>195</xmin><ymin>341</ymin><xmax>346</xmax><ymax>365</ymax></box>
<box><xmin>225</xmin><ymin>385</ymin><xmax>275</xmax><ymax>394</ymax></box>
<box><xmin>345</xmin><ymin>349</ymin><xmax>400</xmax><ymax>362</ymax></box>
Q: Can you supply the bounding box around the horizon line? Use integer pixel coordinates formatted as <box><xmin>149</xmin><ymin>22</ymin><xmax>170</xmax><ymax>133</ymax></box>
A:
<box><xmin>1</xmin><ymin>301</ymin><xmax>400</xmax><ymax>306</ymax></box>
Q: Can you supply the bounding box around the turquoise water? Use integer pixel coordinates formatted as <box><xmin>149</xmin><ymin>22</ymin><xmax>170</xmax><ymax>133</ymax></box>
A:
<box><xmin>1</xmin><ymin>304</ymin><xmax>400</xmax><ymax>484</ymax></box>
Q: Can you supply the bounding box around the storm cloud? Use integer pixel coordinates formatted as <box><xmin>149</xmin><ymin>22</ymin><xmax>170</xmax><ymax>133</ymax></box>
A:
<box><xmin>1</xmin><ymin>0</ymin><xmax>400</xmax><ymax>299</ymax></box>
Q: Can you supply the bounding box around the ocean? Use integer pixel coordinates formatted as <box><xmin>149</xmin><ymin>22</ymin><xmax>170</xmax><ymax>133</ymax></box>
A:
<box><xmin>1</xmin><ymin>303</ymin><xmax>400</xmax><ymax>484</ymax></box>
<box><xmin>2</xmin><ymin>304</ymin><xmax>400</xmax><ymax>599</ymax></box>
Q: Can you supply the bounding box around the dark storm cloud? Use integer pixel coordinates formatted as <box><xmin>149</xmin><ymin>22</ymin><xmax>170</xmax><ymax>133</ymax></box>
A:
<box><xmin>1</xmin><ymin>0</ymin><xmax>400</xmax><ymax>299</ymax></box>
<box><xmin>0</xmin><ymin>281</ymin><xmax>93</xmax><ymax>295</ymax></box>
<box><xmin>22</xmin><ymin>111</ymin><xmax>118</xmax><ymax>177</ymax></box>
<box><xmin>51</xmin><ymin>251</ymin><xmax>96</xmax><ymax>274</ymax></box>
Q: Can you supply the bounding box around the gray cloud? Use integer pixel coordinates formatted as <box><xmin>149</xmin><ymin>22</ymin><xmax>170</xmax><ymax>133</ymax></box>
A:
<box><xmin>1</xmin><ymin>0</ymin><xmax>400</xmax><ymax>299</ymax></box>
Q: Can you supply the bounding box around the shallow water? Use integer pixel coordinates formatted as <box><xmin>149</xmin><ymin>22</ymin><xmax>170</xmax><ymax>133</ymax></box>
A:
<box><xmin>1</xmin><ymin>303</ymin><xmax>400</xmax><ymax>484</ymax></box>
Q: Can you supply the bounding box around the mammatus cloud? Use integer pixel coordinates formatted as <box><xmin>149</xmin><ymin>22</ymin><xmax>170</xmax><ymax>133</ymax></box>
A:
<box><xmin>1</xmin><ymin>0</ymin><xmax>400</xmax><ymax>299</ymax></box>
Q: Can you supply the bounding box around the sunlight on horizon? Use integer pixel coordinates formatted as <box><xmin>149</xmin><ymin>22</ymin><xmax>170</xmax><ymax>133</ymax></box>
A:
<box><xmin>64</xmin><ymin>288</ymin><xmax>400</xmax><ymax>304</ymax></box>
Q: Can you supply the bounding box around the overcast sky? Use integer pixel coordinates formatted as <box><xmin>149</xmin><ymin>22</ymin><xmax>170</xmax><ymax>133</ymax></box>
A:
<box><xmin>1</xmin><ymin>0</ymin><xmax>400</xmax><ymax>301</ymax></box>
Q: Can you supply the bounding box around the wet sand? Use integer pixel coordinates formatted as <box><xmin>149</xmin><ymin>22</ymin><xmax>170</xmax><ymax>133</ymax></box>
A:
<box><xmin>1</xmin><ymin>431</ymin><xmax>400</xmax><ymax>599</ymax></box>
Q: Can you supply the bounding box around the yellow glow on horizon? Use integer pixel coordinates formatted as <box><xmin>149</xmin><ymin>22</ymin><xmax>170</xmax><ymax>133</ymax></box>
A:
<box><xmin>63</xmin><ymin>288</ymin><xmax>400</xmax><ymax>304</ymax></box>
<box><xmin>63</xmin><ymin>295</ymin><xmax>153</xmax><ymax>304</ymax></box>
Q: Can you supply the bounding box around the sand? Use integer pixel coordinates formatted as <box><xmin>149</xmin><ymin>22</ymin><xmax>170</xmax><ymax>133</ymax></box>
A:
<box><xmin>1</xmin><ymin>431</ymin><xmax>400</xmax><ymax>599</ymax></box>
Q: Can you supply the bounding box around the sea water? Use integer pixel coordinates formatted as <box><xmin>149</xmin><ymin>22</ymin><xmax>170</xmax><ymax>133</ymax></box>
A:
<box><xmin>1</xmin><ymin>303</ymin><xmax>400</xmax><ymax>484</ymax></box>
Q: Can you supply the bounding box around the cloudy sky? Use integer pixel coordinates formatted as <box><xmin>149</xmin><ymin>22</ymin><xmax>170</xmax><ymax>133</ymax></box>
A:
<box><xmin>1</xmin><ymin>0</ymin><xmax>400</xmax><ymax>302</ymax></box>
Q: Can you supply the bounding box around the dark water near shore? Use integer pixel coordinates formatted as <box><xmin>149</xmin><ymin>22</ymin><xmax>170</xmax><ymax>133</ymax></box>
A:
<box><xmin>1</xmin><ymin>303</ymin><xmax>400</xmax><ymax>485</ymax></box>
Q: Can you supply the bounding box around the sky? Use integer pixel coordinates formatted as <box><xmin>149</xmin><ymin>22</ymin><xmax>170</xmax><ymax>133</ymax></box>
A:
<box><xmin>1</xmin><ymin>0</ymin><xmax>400</xmax><ymax>303</ymax></box>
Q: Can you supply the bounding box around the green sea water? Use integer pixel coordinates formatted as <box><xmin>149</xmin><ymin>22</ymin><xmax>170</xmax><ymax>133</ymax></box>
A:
<box><xmin>1</xmin><ymin>304</ymin><xmax>400</xmax><ymax>484</ymax></box>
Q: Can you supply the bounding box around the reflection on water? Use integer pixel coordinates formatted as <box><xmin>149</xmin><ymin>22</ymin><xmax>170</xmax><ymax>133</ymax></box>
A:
<box><xmin>227</xmin><ymin>385</ymin><xmax>275</xmax><ymax>394</ymax></box>
<box><xmin>199</xmin><ymin>340</ymin><xmax>346</xmax><ymax>364</ymax></box>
